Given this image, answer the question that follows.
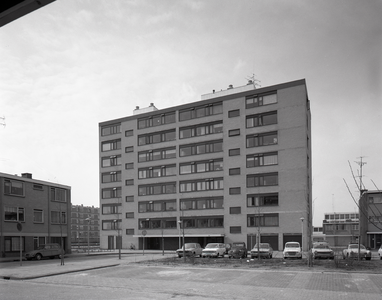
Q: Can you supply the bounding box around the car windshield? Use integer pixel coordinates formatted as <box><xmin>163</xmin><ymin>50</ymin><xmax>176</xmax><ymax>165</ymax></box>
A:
<box><xmin>315</xmin><ymin>245</ymin><xmax>329</xmax><ymax>249</ymax></box>
<box><xmin>205</xmin><ymin>244</ymin><xmax>219</xmax><ymax>248</ymax></box>
<box><xmin>184</xmin><ymin>244</ymin><xmax>195</xmax><ymax>249</ymax></box>
<box><xmin>233</xmin><ymin>243</ymin><xmax>245</xmax><ymax>247</ymax></box>
<box><xmin>254</xmin><ymin>244</ymin><xmax>269</xmax><ymax>249</ymax></box>
<box><xmin>286</xmin><ymin>243</ymin><xmax>299</xmax><ymax>248</ymax></box>
<box><xmin>349</xmin><ymin>244</ymin><xmax>365</xmax><ymax>249</ymax></box>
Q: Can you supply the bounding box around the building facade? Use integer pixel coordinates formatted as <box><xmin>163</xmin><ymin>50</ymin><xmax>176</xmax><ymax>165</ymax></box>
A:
<box><xmin>0</xmin><ymin>172</ymin><xmax>71</xmax><ymax>257</ymax></box>
<box><xmin>359</xmin><ymin>190</ymin><xmax>382</xmax><ymax>249</ymax></box>
<box><xmin>322</xmin><ymin>212</ymin><xmax>359</xmax><ymax>247</ymax></box>
<box><xmin>71</xmin><ymin>204</ymin><xmax>100</xmax><ymax>247</ymax></box>
<box><xmin>99</xmin><ymin>79</ymin><xmax>312</xmax><ymax>251</ymax></box>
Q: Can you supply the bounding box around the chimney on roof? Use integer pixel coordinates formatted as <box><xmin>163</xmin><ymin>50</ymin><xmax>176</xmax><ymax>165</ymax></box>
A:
<box><xmin>150</xmin><ymin>103</ymin><xmax>154</xmax><ymax>107</ymax></box>
<box><xmin>228</xmin><ymin>84</ymin><xmax>233</xmax><ymax>90</ymax></box>
<box><xmin>21</xmin><ymin>173</ymin><xmax>32</xmax><ymax>179</ymax></box>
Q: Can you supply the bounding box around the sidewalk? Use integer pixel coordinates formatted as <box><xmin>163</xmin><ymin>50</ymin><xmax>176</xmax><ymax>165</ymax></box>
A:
<box><xmin>0</xmin><ymin>250</ymin><xmax>173</xmax><ymax>280</ymax></box>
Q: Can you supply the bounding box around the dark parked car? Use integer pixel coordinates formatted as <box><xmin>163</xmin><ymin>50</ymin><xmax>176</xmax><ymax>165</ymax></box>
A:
<box><xmin>25</xmin><ymin>243</ymin><xmax>64</xmax><ymax>260</ymax></box>
<box><xmin>250</xmin><ymin>243</ymin><xmax>273</xmax><ymax>259</ymax></box>
<box><xmin>228</xmin><ymin>242</ymin><xmax>247</xmax><ymax>259</ymax></box>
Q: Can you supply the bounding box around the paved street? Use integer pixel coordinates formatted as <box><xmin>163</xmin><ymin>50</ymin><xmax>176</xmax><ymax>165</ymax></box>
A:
<box><xmin>1</xmin><ymin>252</ymin><xmax>382</xmax><ymax>299</ymax></box>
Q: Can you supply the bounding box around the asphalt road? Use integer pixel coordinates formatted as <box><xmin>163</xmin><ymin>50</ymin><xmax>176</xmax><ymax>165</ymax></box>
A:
<box><xmin>1</xmin><ymin>260</ymin><xmax>382</xmax><ymax>300</ymax></box>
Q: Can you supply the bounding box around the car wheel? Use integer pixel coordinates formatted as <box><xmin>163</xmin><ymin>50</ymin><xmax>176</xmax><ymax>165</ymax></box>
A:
<box><xmin>366</xmin><ymin>257</ymin><xmax>371</xmax><ymax>261</ymax></box>
<box><xmin>35</xmin><ymin>254</ymin><xmax>42</xmax><ymax>260</ymax></box>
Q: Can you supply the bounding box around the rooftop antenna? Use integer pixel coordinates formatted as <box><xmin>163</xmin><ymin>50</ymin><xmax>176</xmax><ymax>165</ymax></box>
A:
<box><xmin>355</xmin><ymin>156</ymin><xmax>367</xmax><ymax>195</ymax></box>
<box><xmin>246</xmin><ymin>73</ymin><xmax>261</xmax><ymax>89</ymax></box>
<box><xmin>0</xmin><ymin>116</ymin><xmax>5</xmax><ymax>128</ymax></box>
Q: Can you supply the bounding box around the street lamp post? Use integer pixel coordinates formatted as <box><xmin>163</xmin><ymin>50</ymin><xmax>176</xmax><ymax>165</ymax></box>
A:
<box><xmin>85</xmin><ymin>218</ymin><xmax>91</xmax><ymax>255</ymax></box>
<box><xmin>178</xmin><ymin>220</ymin><xmax>185</xmax><ymax>262</ymax></box>
<box><xmin>300</xmin><ymin>217</ymin><xmax>305</xmax><ymax>255</ymax></box>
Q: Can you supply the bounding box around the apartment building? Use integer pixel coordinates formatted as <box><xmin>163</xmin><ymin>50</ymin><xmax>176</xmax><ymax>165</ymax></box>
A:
<box><xmin>99</xmin><ymin>79</ymin><xmax>312</xmax><ymax>251</ymax></box>
<box><xmin>71</xmin><ymin>205</ymin><xmax>100</xmax><ymax>247</ymax></box>
<box><xmin>322</xmin><ymin>212</ymin><xmax>359</xmax><ymax>247</ymax></box>
<box><xmin>359</xmin><ymin>190</ymin><xmax>382</xmax><ymax>249</ymax></box>
<box><xmin>0</xmin><ymin>172</ymin><xmax>71</xmax><ymax>257</ymax></box>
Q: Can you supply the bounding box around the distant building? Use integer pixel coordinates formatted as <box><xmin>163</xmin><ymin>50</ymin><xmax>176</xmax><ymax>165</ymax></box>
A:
<box><xmin>359</xmin><ymin>190</ymin><xmax>382</xmax><ymax>249</ymax></box>
<box><xmin>312</xmin><ymin>226</ymin><xmax>325</xmax><ymax>243</ymax></box>
<box><xmin>322</xmin><ymin>212</ymin><xmax>359</xmax><ymax>247</ymax></box>
<box><xmin>98</xmin><ymin>79</ymin><xmax>312</xmax><ymax>251</ymax></box>
<box><xmin>71</xmin><ymin>205</ymin><xmax>100</xmax><ymax>246</ymax></box>
<box><xmin>0</xmin><ymin>172</ymin><xmax>71</xmax><ymax>257</ymax></box>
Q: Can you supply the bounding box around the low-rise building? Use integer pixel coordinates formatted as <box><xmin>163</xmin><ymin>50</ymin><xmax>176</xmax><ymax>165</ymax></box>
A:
<box><xmin>0</xmin><ymin>172</ymin><xmax>71</xmax><ymax>257</ymax></box>
<box><xmin>322</xmin><ymin>212</ymin><xmax>359</xmax><ymax>247</ymax></box>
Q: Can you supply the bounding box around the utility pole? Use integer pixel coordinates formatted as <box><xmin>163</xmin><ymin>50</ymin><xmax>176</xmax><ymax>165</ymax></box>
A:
<box><xmin>355</xmin><ymin>157</ymin><xmax>367</xmax><ymax>260</ymax></box>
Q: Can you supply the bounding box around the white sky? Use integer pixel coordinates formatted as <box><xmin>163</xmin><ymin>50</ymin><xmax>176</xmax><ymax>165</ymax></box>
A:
<box><xmin>0</xmin><ymin>0</ymin><xmax>381</xmax><ymax>226</ymax></box>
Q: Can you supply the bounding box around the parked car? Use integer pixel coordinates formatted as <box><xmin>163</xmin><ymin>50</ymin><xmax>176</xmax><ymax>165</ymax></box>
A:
<box><xmin>251</xmin><ymin>243</ymin><xmax>273</xmax><ymax>259</ymax></box>
<box><xmin>283</xmin><ymin>242</ymin><xmax>302</xmax><ymax>259</ymax></box>
<box><xmin>25</xmin><ymin>243</ymin><xmax>64</xmax><ymax>261</ymax></box>
<box><xmin>378</xmin><ymin>245</ymin><xmax>382</xmax><ymax>260</ymax></box>
<box><xmin>201</xmin><ymin>243</ymin><xmax>226</xmax><ymax>258</ymax></box>
<box><xmin>225</xmin><ymin>243</ymin><xmax>232</xmax><ymax>254</ymax></box>
<box><xmin>176</xmin><ymin>243</ymin><xmax>203</xmax><ymax>258</ymax></box>
<box><xmin>342</xmin><ymin>244</ymin><xmax>372</xmax><ymax>260</ymax></box>
<box><xmin>311</xmin><ymin>242</ymin><xmax>334</xmax><ymax>259</ymax></box>
<box><xmin>228</xmin><ymin>242</ymin><xmax>247</xmax><ymax>259</ymax></box>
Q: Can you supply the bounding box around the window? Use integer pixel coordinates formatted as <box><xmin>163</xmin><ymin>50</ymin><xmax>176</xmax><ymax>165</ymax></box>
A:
<box><xmin>246</xmin><ymin>92</ymin><xmax>277</xmax><ymax>108</ymax></box>
<box><xmin>246</xmin><ymin>132</ymin><xmax>278</xmax><ymax>148</ymax></box>
<box><xmin>179</xmin><ymin>159</ymin><xmax>223</xmax><ymax>175</ymax></box>
<box><xmin>180</xmin><ymin>196</ymin><xmax>223</xmax><ymax>210</ymax></box>
<box><xmin>125</xmin><ymin>146</ymin><xmax>134</xmax><ymax>153</ymax></box>
<box><xmin>125</xmin><ymin>212</ymin><xmax>134</xmax><ymax>218</ymax></box>
<box><xmin>228</xmin><ymin>129</ymin><xmax>240</xmax><ymax>137</ymax></box>
<box><xmin>247</xmin><ymin>173</ymin><xmax>278</xmax><ymax>187</ymax></box>
<box><xmin>139</xmin><ymin>218</ymin><xmax>177</xmax><ymax>229</ymax></box>
<box><xmin>125</xmin><ymin>162</ymin><xmax>134</xmax><ymax>169</ymax></box>
<box><xmin>229</xmin><ymin>148</ymin><xmax>240</xmax><ymax>156</ymax></box>
<box><xmin>229</xmin><ymin>168</ymin><xmax>240</xmax><ymax>175</ymax></box>
<box><xmin>125</xmin><ymin>179</ymin><xmax>134</xmax><ymax>186</ymax></box>
<box><xmin>246</xmin><ymin>152</ymin><xmax>278</xmax><ymax>167</ymax></box>
<box><xmin>228</xmin><ymin>109</ymin><xmax>240</xmax><ymax>118</ymax></box>
<box><xmin>4</xmin><ymin>237</ymin><xmax>25</xmax><ymax>252</ymax></box>
<box><xmin>50</xmin><ymin>188</ymin><xmax>67</xmax><ymax>202</ymax></box>
<box><xmin>179</xmin><ymin>121</ymin><xmax>223</xmax><ymax>139</ymax></box>
<box><xmin>180</xmin><ymin>178</ymin><xmax>223</xmax><ymax>193</ymax></box>
<box><xmin>138</xmin><ymin>147</ymin><xmax>176</xmax><ymax>162</ymax></box>
<box><xmin>138</xmin><ymin>112</ymin><xmax>175</xmax><ymax>129</ymax></box>
<box><xmin>230</xmin><ymin>226</ymin><xmax>241</xmax><ymax>234</ymax></box>
<box><xmin>51</xmin><ymin>211</ymin><xmax>67</xmax><ymax>224</ymax></box>
<box><xmin>102</xmin><ymin>155</ymin><xmax>121</xmax><ymax>167</ymax></box>
<box><xmin>102</xmin><ymin>187</ymin><xmax>121</xmax><ymax>199</ymax></box>
<box><xmin>138</xmin><ymin>182</ymin><xmax>176</xmax><ymax>196</ymax></box>
<box><xmin>126</xmin><ymin>229</ymin><xmax>135</xmax><ymax>235</ymax></box>
<box><xmin>179</xmin><ymin>102</ymin><xmax>222</xmax><ymax>121</ymax></box>
<box><xmin>101</xmin><ymin>123</ymin><xmax>121</xmax><ymax>136</ymax></box>
<box><xmin>179</xmin><ymin>140</ymin><xmax>223</xmax><ymax>157</ymax></box>
<box><xmin>4</xmin><ymin>179</ymin><xmax>24</xmax><ymax>196</ymax></box>
<box><xmin>102</xmin><ymin>219</ymin><xmax>121</xmax><ymax>230</ymax></box>
<box><xmin>138</xmin><ymin>199</ymin><xmax>177</xmax><ymax>213</ymax></box>
<box><xmin>230</xmin><ymin>207</ymin><xmax>241</xmax><ymax>214</ymax></box>
<box><xmin>247</xmin><ymin>193</ymin><xmax>279</xmax><ymax>207</ymax></box>
<box><xmin>179</xmin><ymin>216</ymin><xmax>223</xmax><ymax>228</ymax></box>
<box><xmin>101</xmin><ymin>139</ymin><xmax>121</xmax><ymax>152</ymax></box>
<box><xmin>138</xmin><ymin>129</ymin><xmax>176</xmax><ymax>146</ymax></box>
<box><xmin>126</xmin><ymin>195</ymin><xmax>134</xmax><ymax>202</ymax></box>
<box><xmin>4</xmin><ymin>206</ymin><xmax>25</xmax><ymax>222</ymax></box>
<box><xmin>102</xmin><ymin>204</ymin><xmax>121</xmax><ymax>214</ymax></box>
<box><xmin>33</xmin><ymin>184</ymin><xmax>43</xmax><ymax>191</ymax></box>
<box><xmin>229</xmin><ymin>187</ymin><xmax>241</xmax><ymax>195</ymax></box>
<box><xmin>125</xmin><ymin>130</ymin><xmax>134</xmax><ymax>137</ymax></box>
<box><xmin>246</xmin><ymin>111</ymin><xmax>277</xmax><ymax>128</ymax></box>
<box><xmin>248</xmin><ymin>213</ymin><xmax>279</xmax><ymax>227</ymax></box>
<box><xmin>102</xmin><ymin>171</ymin><xmax>121</xmax><ymax>183</ymax></box>
<box><xmin>138</xmin><ymin>164</ymin><xmax>176</xmax><ymax>179</ymax></box>
<box><xmin>33</xmin><ymin>209</ymin><xmax>43</xmax><ymax>223</ymax></box>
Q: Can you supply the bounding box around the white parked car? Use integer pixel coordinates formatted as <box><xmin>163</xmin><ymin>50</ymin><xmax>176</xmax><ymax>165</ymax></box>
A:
<box><xmin>176</xmin><ymin>243</ymin><xmax>203</xmax><ymax>258</ymax></box>
<box><xmin>202</xmin><ymin>243</ymin><xmax>226</xmax><ymax>258</ymax></box>
<box><xmin>283</xmin><ymin>242</ymin><xmax>302</xmax><ymax>259</ymax></box>
<box><xmin>342</xmin><ymin>244</ymin><xmax>371</xmax><ymax>260</ymax></box>
<box><xmin>378</xmin><ymin>245</ymin><xmax>382</xmax><ymax>260</ymax></box>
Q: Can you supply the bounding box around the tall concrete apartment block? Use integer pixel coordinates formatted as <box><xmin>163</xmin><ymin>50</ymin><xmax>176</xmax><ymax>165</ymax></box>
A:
<box><xmin>99</xmin><ymin>79</ymin><xmax>312</xmax><ymax>251</ymax></box>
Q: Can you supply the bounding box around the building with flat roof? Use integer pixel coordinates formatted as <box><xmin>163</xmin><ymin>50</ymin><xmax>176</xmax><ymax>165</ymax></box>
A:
<box><xmin>359</xmin><ymin>190</ymin><xmax>382</xmax><ymax>249</ymax></box>
<box><xmin>0</xmin><ymin>172</ymin><xmax>71</xmax><ymax>257</ymax></box>
<box><xmin>98</xmin><ymin>79</ymin><xmax>312</xmax><ymax>251</ymax></box>
<box><xmin>322</xmin><ymin>212</ymin><xmax>359</xmax><ymax>247</ymax></box>
<box><xmin>71</xmin><ymin>204</ymin><xmax>100</xmax><ymax>248</ymax></box>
